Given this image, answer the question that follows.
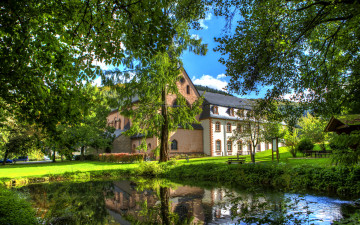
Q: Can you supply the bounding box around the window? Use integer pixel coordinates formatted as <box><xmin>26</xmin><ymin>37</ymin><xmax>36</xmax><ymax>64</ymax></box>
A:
<box><xmin>237</xmin><ymin>141</ymin><xmax>243</xmax><ymax>154</ymax></box>
<box><xmin>227</xmin><ymin>140</ymin><xmax>232</xmax><ymax>152</ymax></box>
<box><xmin>132</xmin><ymin>144</ymin><xmax>136</xmax><ymax>152</ymax></box>
<box><xmin>226</xmin><ymin>123</ymin><xmax>232</xmax><ymax>133</ymax></box>
<box><xmin>266</xmin><ymin>142</ymin><xmax>269</xmax><ymax>150</ymax></box>
<box><xmin>118</xmin><ymin>120</ymin><xmax>121</xmax><ymax>129</ymax></box>
<box><xmin>229</xmin><ymin>108</ymin><xmax>234</xmax><ymax>116</ymax></box>
<box><xmin>257</xmin><ymin>144</ymin><xmax>261</xmax><ymax>152</ymax></box>
<box><xmin>171</xmin><ymin>140</ymin><xmax>178</xmax><ymax>150</ymax></box>
<box><xmin>215</xmin><ymin>122</ymin><xmax>221</xmax><ymax>132</ymax></box>
<box><xmin>237</xmin><ymin>124</ymin><xmax>242</xmax><ymax>132</ymax></box>
<box><xmin>216</xmin><ymin>140</ymin><xmax>221</xmax><ymax>152</ymax></box>
<box><xmin>213</xmin><ymin>106</ymin><xmax>219</xmax><ymax>114</ymax></box>
<box><xmin>148</xmin><ymin>143</ymin><xmax>151</xmax><ymax>150</ymax></box>
<box><xmin>248</xmin><ymin>142</ymin><xmax>252</xmax><ymax>151</ymax></box>
<box><xmin>239</xmin><ymin>109</ymin><xmax>245</xmax><ymax>117</ymax></box>
<box><xmin>186</xmin><ymin>85</ymin><xmax>190</xmax><ymax>94</ymax></box>
<box><xmin>180</xmin><ymin>77</ymin><xmax>185</xmax><ymax>84</ymax></box>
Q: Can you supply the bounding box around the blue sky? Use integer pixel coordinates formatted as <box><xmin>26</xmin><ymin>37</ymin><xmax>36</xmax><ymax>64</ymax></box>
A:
<box><xmin>93</xmin><ymin>12</ymin><xmax>267</xmax><ymax>99</ymax></box>
<box><xmin>181</xmin><ymin>12</ymin><xmax>268</xmax><ymax>99</ymax></box>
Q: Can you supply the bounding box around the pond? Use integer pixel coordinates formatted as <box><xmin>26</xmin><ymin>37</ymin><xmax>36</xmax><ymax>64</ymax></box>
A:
<box><xmin>16</xmin><ymin>178</ymin><xmax>359</xmax><ymax>224</ymax></box>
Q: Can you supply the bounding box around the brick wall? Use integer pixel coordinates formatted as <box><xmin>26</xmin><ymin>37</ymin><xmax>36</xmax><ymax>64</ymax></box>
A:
<box><xmin>169</xmin><ymin>128</ymin><xmax>203</xmax><ymax>155</ymax></box>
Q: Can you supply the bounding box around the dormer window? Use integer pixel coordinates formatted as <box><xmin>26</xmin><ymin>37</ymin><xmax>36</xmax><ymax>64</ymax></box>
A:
<box><xmin>229</xmin><ymin>108</ymin><xmax>234</xmax><ymax>116</ymax></box>
<box><xmin>213</xmin><ymin>106</ymin><xmax>219</xmax><ymax>114</ymax></box>
<box><xmin>186</xmin><ymin>85</ymin><xmax>190</xmax><ymax>94</ymax></box>
<box><xmin>239</xmin><ymin>109</ymin><xmax>245</xmax><ymax>117</ymax></box>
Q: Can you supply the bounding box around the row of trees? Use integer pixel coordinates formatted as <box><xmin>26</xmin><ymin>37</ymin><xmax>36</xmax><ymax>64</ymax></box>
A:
<box><xmin>0</xmin><ymin>85</ymin><xmax>115</xmax><ymax>164</ymax></box>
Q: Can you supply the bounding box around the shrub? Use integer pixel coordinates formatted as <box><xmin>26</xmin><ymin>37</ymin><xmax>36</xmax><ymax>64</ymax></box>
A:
<box><xmin>0</xmin><ymin>187</ymin><xmax>38</xmax><ymax>225</ymax></box>
<box><xmin>74</xmin><ymin>154</ymin><xmax>99</xmax><ymax>161</ymax></box>
<box><xmin>136</xmin><ymin>162</ymin><xmax>163</xmax><ymax>177</ymax></box>
<box><xmin>329</xmin><ymin>131</ymin><xmax>360</xmax><ymax>166</ymax></box>
<box><xmin>296</xmin><ymin>138</ymin><xmax>314</xmax><ymax>153</ymax></box>
<box><xmin>99</xmin><ymin>153</ymin><xmax>144</xmax><ymax>163</ymax></box>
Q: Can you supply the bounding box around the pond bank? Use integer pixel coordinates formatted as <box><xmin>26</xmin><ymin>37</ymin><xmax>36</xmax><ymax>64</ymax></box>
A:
<box><xmin>2</xmin><ymin>161</ymin><xmax>360</xmax><ymax>198</ymax></box>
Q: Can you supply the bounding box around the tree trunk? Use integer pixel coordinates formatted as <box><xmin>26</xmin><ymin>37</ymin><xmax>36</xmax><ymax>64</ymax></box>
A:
<box><xmin>2</xmin><ymin>149</ymin><xmax>9</xmax><ymax>165</ymax></box>
<box><xmin>250</xmin><ymin>144</ymin><xmax>255</xmax><ymax>163</ymax></box>
<box><xmin>160</xmin><ymin>187</ymin><xmax>170</xmax><ymax>225</ymax></box>
<box><xmin>52</xmin><ymin>150</ymin><xmax>56</xmax><ymax>163</ymax></box>
<box><xmin>80</xmin><ymin>146</ymin><xmax>85</xmax><ymax>161</ymax></box>
<box><xmin>160</xmin><ymin>86</ymin><xmax>169</xmax><ymax>162</ymax></box>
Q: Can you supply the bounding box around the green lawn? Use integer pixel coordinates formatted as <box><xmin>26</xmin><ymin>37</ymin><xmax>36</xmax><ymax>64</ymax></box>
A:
<box><xmin>0</xmin><ymin>147</ymin><xmax>333</xmax><ymax>179</ymax></box>
<box><xmin>0</xmin><ymin>161</ymin><xmax>138</xmax><ymax>179</ymax></box>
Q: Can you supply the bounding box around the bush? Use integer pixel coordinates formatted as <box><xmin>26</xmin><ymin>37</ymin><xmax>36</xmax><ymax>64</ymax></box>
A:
<box><xmin>296</xmin><ymin>139</ymin><xmax>314</xmax><ymax>153</ymax></box>
<box><xmin>73</xmin><ymin>154</ymin><xmax>98</xmax><ymax>161</ymax></box>
<box><xmin>99</xmin><ymin>153</ymin><xmax>144</xmax><ymax>163</ymax></box>
<box><xmin>0</xmin><ymin>187</ymin><xmax>38</xmax><ymax>225</ymax></box>
<box><xmin>329</xmin><ymin>131</ymin><xmax>360</xmax><ymax>166</ymax></box>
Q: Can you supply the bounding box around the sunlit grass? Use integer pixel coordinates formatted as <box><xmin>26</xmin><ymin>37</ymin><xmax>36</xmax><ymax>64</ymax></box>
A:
<box><xmin>0</xmin><ymin>146</ymin><xmax>333</xmax><ymax>179</ymax></box>
<box><xmin>0</xmin><ymin>161</ymin><xmax>138</xmax><ymax>179</ymax></box>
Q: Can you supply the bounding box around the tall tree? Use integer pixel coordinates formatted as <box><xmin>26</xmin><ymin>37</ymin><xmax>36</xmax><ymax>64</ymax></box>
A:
<box><xmin>105</xmin><ymin>7</ymin><xmax>208</xmax><ymax>162</ymax></box>
<box><xmin>214</xmin><ymin>0</ymin><xmax>360</xmax><ymax>116</ymax></box>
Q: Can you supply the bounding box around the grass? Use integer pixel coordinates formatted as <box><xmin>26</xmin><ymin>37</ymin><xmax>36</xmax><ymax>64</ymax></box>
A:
<box><xmin>0</xmin><ymin>146</ymin><xmax>333</xmax><ymax>180</ymax></box>
<box><xmin>0</xmin><ymin>161</ymin><xmax>138</xmax><ymax>179</ymax></box>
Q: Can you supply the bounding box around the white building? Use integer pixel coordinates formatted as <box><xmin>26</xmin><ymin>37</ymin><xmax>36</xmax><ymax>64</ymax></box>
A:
<box><xmin>199</xmin><ymin>91</ymin><xmax>273</xmax><ymax>157</ymax></box>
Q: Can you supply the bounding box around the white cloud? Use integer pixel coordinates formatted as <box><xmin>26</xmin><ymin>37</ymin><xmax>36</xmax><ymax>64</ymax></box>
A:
<box><xmin>216</xmin><ymin>73</ymin><xmax>226</xmax><ymax>79</ymax></box>
<box><xmin>191</xmin><ymin>34</ymin><xmax>200</xmax><ymax>40</ymax></box>
<box><xmin>199</xmin><ymin>12</ymin><xmax>212</xmax><ymax>29</ymax></box>
<box><xmin>92</xmin><ymin>76</ymin><xmax>102</xmax><ymax>87</ymax></box>
<box><xmin>93</xmin><ymin>59</ymin><xmax>111</xmax><ymax>70</ymax></box>
<box><xmin>193</xmin><ymin>75</ymin><xmax>228</xmax><ymax>91</ymax></box>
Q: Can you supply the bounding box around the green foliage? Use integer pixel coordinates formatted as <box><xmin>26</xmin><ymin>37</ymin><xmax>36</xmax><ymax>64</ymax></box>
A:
<box><xmin>296</xmin><ymin>139</ymin><xmax>314</xmax><ymax>153</ymax></box>
<box><xmin>213</xmin><ymin>0</ymin><xmax>360</xmax><ymax>116</ymax></box>
<box><xmin>329</xmin><ymin>131</ymin><xmax>360</xmax><ymax>166</ymax></box>
<box><xmin>137</xmin><ymin>162</ymin><xmax>164</xmax><ymax>177</ymax></box>
<box><xmin>0</xmin><ymin>186</ymin><xmax>38</xmax><ymax>225</ymax></box>
<box><xmin>194</xmin><ymin>84</ymin><xmax>232</xmax><ymax>96</ymax></box>
<box><xmin>298</xmin><ymin>113</ymin><xmax>329</xmax><ymax>144</ymax></box>
<box><xmin>164</xmin><ymin>162</ymin><xmax>360</xmax><ymax>197</ymax></box>
<box><xmin>284</xmin><ymin>129</ymin><xmax>299</xmax><ymax>157</ymax></box>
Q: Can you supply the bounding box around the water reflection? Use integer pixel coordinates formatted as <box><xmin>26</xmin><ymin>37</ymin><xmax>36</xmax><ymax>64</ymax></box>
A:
<box><xmin>18</xmin><ymin>179</ymin><xmax>358</xmax><ymax>224</ymax></box>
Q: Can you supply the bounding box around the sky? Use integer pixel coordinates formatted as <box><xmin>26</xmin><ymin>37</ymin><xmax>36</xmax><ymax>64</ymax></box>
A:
<box><xmin>93</xmin><ymin>12</ymin><xmax>268</xmax><ymax>99</ymax></box>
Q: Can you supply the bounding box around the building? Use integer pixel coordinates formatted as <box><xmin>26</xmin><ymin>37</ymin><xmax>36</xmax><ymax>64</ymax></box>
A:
<box><xmin>106</xmin><ymin>68</ymin><xmax>272</xmax><ymax>157</ymax></box>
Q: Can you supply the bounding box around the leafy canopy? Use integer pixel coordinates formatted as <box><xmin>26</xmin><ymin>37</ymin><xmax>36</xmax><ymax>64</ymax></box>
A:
<box><xmin>214</xmin><ymin>0</ymin><xmax>360</xmax><ymax>116</ymax></box>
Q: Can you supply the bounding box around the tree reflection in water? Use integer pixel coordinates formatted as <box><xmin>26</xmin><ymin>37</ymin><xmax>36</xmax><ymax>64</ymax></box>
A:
<box><xmin>17</xmin><ymin>179</ymin><xmax>359</xmax><ymax>224</ymax></box>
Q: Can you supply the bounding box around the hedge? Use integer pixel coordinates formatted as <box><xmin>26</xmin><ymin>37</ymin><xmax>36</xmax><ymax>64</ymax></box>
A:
<box><xmin>99</xmin><ymin>153</ymin><xmax>144</xmax><ymax>163</ymax></box>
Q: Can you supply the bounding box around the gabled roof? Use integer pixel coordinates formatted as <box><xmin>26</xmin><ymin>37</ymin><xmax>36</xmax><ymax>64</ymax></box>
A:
<box><xmin>324</xmin><ymin>114</ymin><xmax>360</xmax><ymax>132</ymax></box>
<box><xmin>199</xmin><ymin>91</ymin><xmax>253</xmax><ymax>109</ymax></box>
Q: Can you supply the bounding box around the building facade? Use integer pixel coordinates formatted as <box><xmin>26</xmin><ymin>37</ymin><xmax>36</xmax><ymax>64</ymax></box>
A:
<box><xmin>107</xmin><ymin>68</ymin><xmax>274</xmax><ymax>157</ymax></box>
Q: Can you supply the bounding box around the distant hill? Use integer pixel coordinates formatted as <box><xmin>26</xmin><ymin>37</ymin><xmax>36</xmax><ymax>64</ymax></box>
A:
<box><xmin>195</xmin><ymin>85</ymin><xmax>233</xmax><ymax>96</ymax></box>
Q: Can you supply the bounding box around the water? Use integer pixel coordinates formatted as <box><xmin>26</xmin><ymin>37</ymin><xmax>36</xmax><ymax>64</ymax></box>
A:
<box><xmin>17</xmin><ymin>179</ymin><xmax>359</xmax><ymax>224</ymax></box>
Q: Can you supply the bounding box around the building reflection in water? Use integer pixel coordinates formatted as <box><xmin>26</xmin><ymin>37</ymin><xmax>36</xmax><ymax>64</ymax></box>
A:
<box><xmin>104</xmin><ymin>180</ymin><xmax>234</xmax><ymax>224</ymax></box>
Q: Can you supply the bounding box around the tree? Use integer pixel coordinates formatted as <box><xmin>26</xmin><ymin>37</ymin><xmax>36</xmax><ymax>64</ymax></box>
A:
<box><xmin>1</xmin><ymin>121</ymin><xmax>39</xmax><ymax>165</ymax></box>
<box><xmin>214</xmin><ymin>0</ymin><xmax>360</xmax><ymax>116</ymax></box>
<box><xmin>1</xmin><ymin>0</ymin><xmax>209</xmax><ymax>137</ymax></box>
<box><xmin>105</xmin><ymin>10</ymin><xmax>207</xmax><ymax>162</ymax></box>
<box><xmin>54</xmin><ymin>85</ymin><xmax>115</xmax><ymax>161</ymax></box>
<box><xmin>283</xmin><ymin>129</ymin><xmax>300</xmax><ymax>157</ymax></box>
<box><xmin>298</xmin><ymin>112</ymin><xmax>329</xmax><ymax>146</ymax></box>
<box><xmin>231</xmin><ymin>104</ymin><xmax>263</xmax><ymax>163</ymax></box>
